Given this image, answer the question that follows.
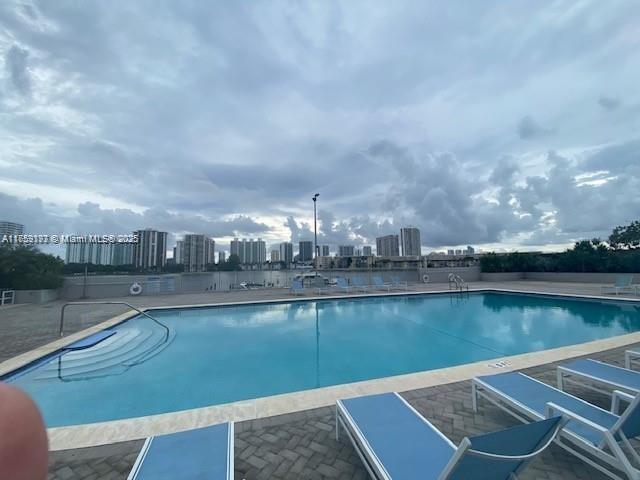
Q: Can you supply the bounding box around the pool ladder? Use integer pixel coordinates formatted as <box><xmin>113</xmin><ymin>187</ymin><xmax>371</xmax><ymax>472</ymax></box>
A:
<box><xmin>59</xmin><ymin>301</ymin><xmax>165</xmax><ymax>337</ymax></box>
<box><xmin>448</xmin><ymin>273</ymin><xmax>469</xmax><ymax>292</ymax></box>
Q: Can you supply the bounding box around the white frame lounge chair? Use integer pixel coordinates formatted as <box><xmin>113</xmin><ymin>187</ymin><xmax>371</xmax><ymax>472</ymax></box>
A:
<box><xmin>337</xmin><ymin>391</ymin><xmax>564</xmax><ymax>480</ymax></box>
<box><xmin>290</xmin><ymin>278</ymin><xmax>305</xmax><ymax>296</ymax></box>
<box><xmin>626</xmin><ymin>350</ymin><xmax>640</xmax><ymax>370</ymax></box>
<box><xmin>128</xmin><ymin>422</ymin><xmax>234</xmax><ymax>480</ymax></box>
<box><xmin>602</xmin><ymin>275</ymin><xmax>634</xmax><ymax>296</ymax></box>
<box><xmin>314</xmin><ymin>276</ymin><xmax>330</xmax><ymax>295</ymax></box>
<box><xmin>334</xmin><ymin>277</ymin><xmax>352</xmax><ymax>294</ymax></box>
<box><xmin>371</xmin><ymin>275</ymin><xmax>391</xmax><ymax>292</ymax></box>
<box><xmin>351</xmin><ymin>275</ymin><xmax>370</xmax><ymax>293</ymax></box>
<box><xmin>473</xmin><ymin>372</ymin><xmax>640</xmax><ymax>480</ymax></box>
<box><xmin>558</xmin><ymin>358</ymin><xmax>640</xmax><ymax>397</ymax></box>
<box><xmin>390</xmin><ymin>276</ymin><xmax>408</xmax><ymax>291</ymax></box>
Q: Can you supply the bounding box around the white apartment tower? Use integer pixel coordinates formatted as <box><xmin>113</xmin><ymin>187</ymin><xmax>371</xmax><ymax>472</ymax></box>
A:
<box><xmin>182</xmin><ymin>234</ymin><xmax>215</xmax><ymax>272</ymax></box>
<box><xmin>133</xmin><ymin>229</ymin><xmax>167</xmax><ymax>270</ymax></box>
<box><xmin>400</xmin><ymin>226</ymin><xmax>421</xmax><ymax>256</ymax></box>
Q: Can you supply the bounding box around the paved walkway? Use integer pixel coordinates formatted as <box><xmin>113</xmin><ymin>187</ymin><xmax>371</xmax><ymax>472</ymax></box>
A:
<box><xmin>48</xmin><ymin>341</ymin><xmax>640</xmax><ymax>479</ymax></box>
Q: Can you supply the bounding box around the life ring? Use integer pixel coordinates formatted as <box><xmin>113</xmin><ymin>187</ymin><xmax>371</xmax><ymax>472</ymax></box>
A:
<box><xmin>129</xmin><ymin>282</ymin><xmax>143</xmax><ymax>296</ymax></box>
<box><xmin>422</xmin><ymin>274</ymin><xmax>430</xmax><ymax>284</ymax></box>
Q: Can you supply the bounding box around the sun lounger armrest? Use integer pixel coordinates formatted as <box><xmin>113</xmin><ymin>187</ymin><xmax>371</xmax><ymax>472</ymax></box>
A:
<box><xmin>465</xmin><ymin>417</ymin><xmax>565</xmax><ymax>461</ymax></box>
<box><xmin>545</xmin><ymin>402</ymin><xmax>610</xmax><ymax>434</ymax></box>
<box><xmin>612</xmin><ymin>390</ymin><xmax>636</xmax><ymax>414</ymax></box>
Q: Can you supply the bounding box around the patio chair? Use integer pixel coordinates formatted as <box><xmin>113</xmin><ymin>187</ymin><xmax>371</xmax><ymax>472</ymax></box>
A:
<box><xmin>390</xmin><ymin>276</ymin><xmax>408</xmax><ymax>290</ymax></box>
<box><xmin>336</xmin><ymin>392</ymin><xmax>564</xmax><ymax>480</ymax></box>
<box><xmin>351</xmin><ymin>275</ymin><xmax>370</xmax><ymax>292</ymax></box>
<box><xmin>601</xmin><ymin>275</ymin><xmax>634</xmax><ymax>296</ymax></box>
<box><xmin>334</xmin><ymin>277</ymin><xmax>352</xmax><ymax>294</ymax></box>
<box><xmin>473</xmin><ymin>371</ymin><xmax>640</xmax><ymax>480</ymax></box>
<box><xmin>290</xmin><ymin>279</ymin><xmax>305</xmax><ymax>296</ymax></box>
<box><xmin>626</xmin><ymin>350</ymin><xmax>640</xmax><ymax>370</ymax></box>
<box><xmin>314</xmin><ymin>276</ymin><xmax>329</xmax><ymax>295</ymax></box>
<box><xmin>557</xmin><ymin>358</ymin><xmax>640</xmax><ymax>396</ymax></box>
<box><xmin>371</xmin><ymin>275</ymin><xmax>391</xmax><ymax>292</ymax></box>
<box><xmin>128</xmin><ymin>422</ymin><xmax>233</xmax><ymax>480</ymax></box>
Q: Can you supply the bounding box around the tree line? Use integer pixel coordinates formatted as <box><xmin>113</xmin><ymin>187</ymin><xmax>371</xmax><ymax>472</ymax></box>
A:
<box><xmin>481</xmin><ymin>220</ymin><xmax>640</xmax><ymax>273</ymax></box>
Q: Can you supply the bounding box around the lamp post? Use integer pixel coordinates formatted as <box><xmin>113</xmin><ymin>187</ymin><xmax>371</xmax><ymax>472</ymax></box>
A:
<box><xmin>312</xmin><ymin>193</ymin><xmax>319</xmax><ymax>275</ymax></box>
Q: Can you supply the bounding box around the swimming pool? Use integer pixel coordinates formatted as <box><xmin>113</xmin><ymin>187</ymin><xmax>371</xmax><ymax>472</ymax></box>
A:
<box><xmin>5</xmin><ymin>292</ymin><xmax>640</xmax><ymax>427</ymax></box>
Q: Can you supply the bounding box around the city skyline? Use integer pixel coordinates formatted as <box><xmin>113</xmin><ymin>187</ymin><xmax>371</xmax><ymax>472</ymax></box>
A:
<box><xmin>2</xmin><ymin>3</ymin><xmax>639</xmax><ymax>255</ymax></box>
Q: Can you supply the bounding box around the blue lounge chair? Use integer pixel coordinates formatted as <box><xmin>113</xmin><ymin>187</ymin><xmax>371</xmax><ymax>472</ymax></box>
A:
<box><xmin>473</xmin><ymin>372</ymin><xmax>640</xmax><ymax>479</ymax></box>
<box><xmin>290</xmin><ymin>279</ymin><xmax>305</xmax><ymax>296</ymax></box>
<box><xmin>128</xmin><ymin>422</ymin><xmax>234</xmax><ymax>480</ymax></box>
<box><xmin>371</xmin><ymin>275</ymin><xmax>391</xmax><ymax>292</ymax></box>
<box><xmin>334</xmin><ymin>277</ymin><xmax>351</xmax><ymax>293</ymax></box>
<box><xmin>390</xmin><ymin>276</ymin><xmax>408</xmax><ymax>290</ymax></box>
<box><xmin>337</xmin><ymin>392</ymin><xmax>563</xmax><ymax>480</ymax></box>
<box><xmin>558</xmin><ymin>358</ymin><xmax>640</xmax><ymax>396</ymax></box>
<box><xmin>601</xmin><ymin>275</ymin><xmax>634</xmax><ymax>296</ymax></box>
<box><xmin>351</xmin><ymin>275</ymin><xmax>370</xmax><ymax>292</ymax></box>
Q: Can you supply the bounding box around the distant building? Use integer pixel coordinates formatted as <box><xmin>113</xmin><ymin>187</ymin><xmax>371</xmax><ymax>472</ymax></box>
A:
<box><xmin>230</xmin><ymin>238</ymin><xmax>266</xmax><ymax>265</ymax></box>
<box><xmin>298</xmin><ymin>240</ymin><xmax>313</xmax><ymax>262</ymax></box>
<box><xmin>66</xmin><ymin>242</ymin><xmax>133</xmax><ymax>266</ymax></box>
<box><xmin>355</xmin><ymin>248</ymin><xmax>362</xmax><ymax>256</ymax></box>
<box><xmin>321</xmin><ymin>245</ymin><xmax>330</xmax><ymax>257</ymax></box>
<box><xmin>376</xmin><ymin>235</ymin><xmax>400</xmax><ymax>257</ymax></box>
<box><xmin>0</xmin><ymin>221</ymin><xmax>24</xmax><ymax>236</ymax></box>
<box><xmin>270</xmin><ymin>250</ymin><xmax>280</xmax><ymax>262</ymax></box>
<box><xmin>400</xmin><ymin>226</ymin><xmax>421</xmax><ymax>256</ymax></box>
<box><xmin>173</xmin><ymin>240</ymin><xmax>184</xmax><ymax>264</ymax></box>
<box><xmin>466</xmin><ymin>246</ymin><xmax>475</xmax><ymax>255</ymax></box>
<box><xmin>133</xmin><ymin>229</ymin><xmax>168</xmax><ymax>270</ymax></box>
<box><xmin>455</xmin><ymin>249</ymin><xmax>463</xmax><ymax>255</ymax></box>
<box><xmin>279</xmin><ymin>242</ymin><xmax>293</xmax><ymax>265</ymax></box>
<box><xmin>338</xmin><ymin>245</ymin><xmax>355</xmax><ymax>257</ymax></box>
<box><xmin>362</xmin><ymin>246</ymin><xmax>372</xmax><ymax>257</ymax></box>
<box><xmin>182</xmin><ymin>234</ymin><xmax>215</xmax><ymax>272</ymax></box>
<box><xmin>447</xmin><ymin>249</ymin><xmax>455</xmax><ymax>256</ymax></box>
<box><xmin>218</xmin><ymin>251</ymin><xmax>226</xmax><ymax>264</ymax></box>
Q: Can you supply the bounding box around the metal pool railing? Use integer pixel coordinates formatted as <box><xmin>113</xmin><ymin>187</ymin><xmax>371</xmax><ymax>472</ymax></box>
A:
<box><xmin>58</xmin><ymin>301</ymin><xmax>167</xmax><ymax>337</ymax></box>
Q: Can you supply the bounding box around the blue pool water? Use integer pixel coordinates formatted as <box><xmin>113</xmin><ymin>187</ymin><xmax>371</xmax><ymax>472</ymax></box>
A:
<box><xmin>6</xmin><ymin>292</ymin><xmax>640</xmax><ymax>427</ymax></box>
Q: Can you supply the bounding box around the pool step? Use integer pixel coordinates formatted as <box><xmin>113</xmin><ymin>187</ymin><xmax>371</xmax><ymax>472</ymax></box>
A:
<box><xmin>35</xmin><ymin>326</ymin><xmax>174</xmax><ymax>381</ymax></box>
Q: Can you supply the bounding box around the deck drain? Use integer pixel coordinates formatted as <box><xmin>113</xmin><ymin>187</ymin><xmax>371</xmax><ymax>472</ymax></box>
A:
<box><xmin>488</xmin><ymin>360</ymin><xmax>512</xmax><ymax>369</ymax></box>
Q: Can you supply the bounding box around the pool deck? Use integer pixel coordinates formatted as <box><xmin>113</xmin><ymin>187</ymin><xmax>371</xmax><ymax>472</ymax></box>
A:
<box><xmin>1</xmin><ymin>280</ymin><xmax>639</xmax><ymax>479</ymax></box>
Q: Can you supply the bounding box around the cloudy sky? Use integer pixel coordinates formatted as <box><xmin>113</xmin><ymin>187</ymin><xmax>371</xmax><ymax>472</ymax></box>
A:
<box><xmin>1</xmin><ymin>1</ymin><xmax>639</xmax><ymax>256</ymax></box>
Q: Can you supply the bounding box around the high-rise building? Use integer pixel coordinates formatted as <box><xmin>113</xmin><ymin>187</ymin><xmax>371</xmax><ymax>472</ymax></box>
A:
<box><xmin>279</xmin><ymin>242</ymin><xmax>293</xmax><ymax>266</ymax></box>
<box><xmin>133</xmin><ymin>229</ymin><xmax>167</xmax><ymax>270</ymax></box>
<box><xmin>173</xmin><ymin>240</ymin><xmax>184</xmax><ymax>264</ymax></box>
<box><xmin>270</xmin><ymin>250</ymin><xmax>280</xmax><ymax>262</ymax></box>
<box><xmin>230</xmin><ymin>238</ymin><xmax>266</xmax><ymax>265</ymax></box>
<box><xmin>65</xmin><ymin>241</ymin><xmax>133</xmax><ymax>265</ymax></box>
<box><xmin>466</xmin><ymin>246</ymin><xmax>475</xmax><ymax>255</ymax></box>
<box><xmin>400</xmin><ymin>226</ymin><xmax>421</xmax><ymax>256</ymax></box>
<box><xmin>181</xmin><ymin>234</ymin><xmax>215</xmax><ymax>272</ymax></box>
<box><xmin>447</xmin><ymin>249</ymin><xmax>455</xmax><ymax>256</ymax></box>
<box><xmin>0</xmin><ymin>221</ymin><xmax>24</xmax><ymax>237</ymax></box>
<box><xmin>376</xmin><ymin>235</ymin><xmax>400</xmax><ymax>256</ymax></box>
<box><xmin>298</xmin><ymin>240</ymin><xmax>313</xmax><ymax>262</ymax></box>
<box><xmin>321</xmin><ymin>245</ymin><xmax>330</xmax><ymax>257</ymax></box>
<box><xmin>363</xmin><ymin>246</ymin><xmax>372</xmax><ymax>256</ymax></box>
<box><xmin>338</xmin><ymin>245</ymin><xmax>355</xmax><ymax>257</ymax></box>
<box><xmin>218</xmin><ymin>251</ymin><xmax>226</xmax><ymax>263</ymax></box>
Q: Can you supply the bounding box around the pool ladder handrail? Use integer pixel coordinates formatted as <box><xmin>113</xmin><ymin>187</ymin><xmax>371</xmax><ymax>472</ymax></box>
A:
<box><xmin>59</xmin><ymin>301</ymin><xmax>167</xmax><ymax>337</ymax></box>
<box><xmin>448</xmin><ymin>273</ymin><xmax>469</xmax><ymax>292</ymax></box>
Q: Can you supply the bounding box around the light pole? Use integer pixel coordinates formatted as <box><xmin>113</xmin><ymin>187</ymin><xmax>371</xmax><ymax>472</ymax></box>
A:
<box><xmin>312</xmin><ymin>193</ymin><xmax>319</xmax><ymax>275</ymax></box>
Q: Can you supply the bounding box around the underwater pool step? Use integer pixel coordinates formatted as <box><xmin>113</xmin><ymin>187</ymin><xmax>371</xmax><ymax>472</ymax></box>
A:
<box><xmin>34</xmin><ymin>329</ymin><xmax>173</xmax><ymax>380</ymax></box>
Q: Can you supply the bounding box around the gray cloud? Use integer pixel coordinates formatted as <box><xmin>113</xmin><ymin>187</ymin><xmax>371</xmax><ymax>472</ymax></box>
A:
<box><xmin>598</xmin><ymin>96</ymin><xmax>621</xmax><ymax>111</ymax></box>
<box><xmin>1</xmin><ymin>1</ymin><xmax>639</xmax><ymax>253</ymax></box>
<box><xmin>5</xmin><ymin>44</ymin><xmax>31</xmax><ymax>95</ymax></box>
<box><xmin>517</xmin><ymin>115</ymin><xmax>554</xmax><ymax>140</ymax></box>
